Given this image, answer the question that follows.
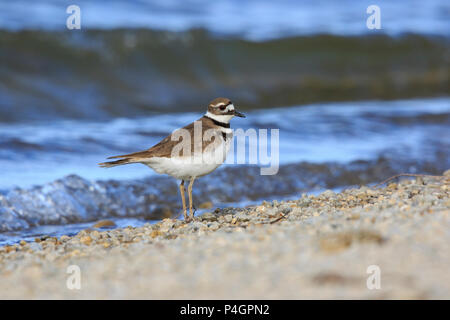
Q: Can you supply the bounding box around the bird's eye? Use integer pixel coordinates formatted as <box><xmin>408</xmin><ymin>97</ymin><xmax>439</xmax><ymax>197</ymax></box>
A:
<box><xmin>219</xmin><ymin>105</ymin><xmax>226</xmax><ymax>111</ymax></box>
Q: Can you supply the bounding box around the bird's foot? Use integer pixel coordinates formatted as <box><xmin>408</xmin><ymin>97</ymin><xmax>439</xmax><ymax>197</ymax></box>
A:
<box><xmin>188</xmin><ymin>206</ymin><xmax>197</xmax><ymax>220</ymax></box>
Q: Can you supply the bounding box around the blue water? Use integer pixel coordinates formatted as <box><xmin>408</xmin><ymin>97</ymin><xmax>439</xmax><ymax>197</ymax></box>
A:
<box><xmin>1</xmin><ymin>0</ymin><xmax>448</xmax><ymax>39</ymax></box>
<box><xmin>0</xmin><ymin>97</ymin><xmax>448</xmax><ymax>189</ymax></box>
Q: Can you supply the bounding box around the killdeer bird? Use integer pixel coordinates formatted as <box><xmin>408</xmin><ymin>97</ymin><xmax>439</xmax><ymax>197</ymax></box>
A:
<box><xmin>99</xmin><ymin>98</ymin><xmax>245</xmax><ymax>221</ymax></box>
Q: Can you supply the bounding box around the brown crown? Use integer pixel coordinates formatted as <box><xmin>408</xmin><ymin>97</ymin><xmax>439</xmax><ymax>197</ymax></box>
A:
<box><xmin>208</xmin><ymin>97</ymin><xmax>232</xmax><ymax>113</ymax></box>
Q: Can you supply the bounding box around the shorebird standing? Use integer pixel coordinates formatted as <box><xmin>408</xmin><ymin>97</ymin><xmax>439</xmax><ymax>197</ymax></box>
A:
<box><xmin>99</xmin><ymin>98</ymin><xmax>245</xmax><ymax>221</ymax></box>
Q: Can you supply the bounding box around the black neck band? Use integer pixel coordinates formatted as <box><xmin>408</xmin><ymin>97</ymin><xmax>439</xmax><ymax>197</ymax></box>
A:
<box><xmin>204</xmin><ymin>116</ymin><xmax>230</xmax><ymax>128</ymax></box>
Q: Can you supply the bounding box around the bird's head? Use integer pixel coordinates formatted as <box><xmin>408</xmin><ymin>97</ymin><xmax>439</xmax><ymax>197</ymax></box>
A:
<box><xmin>205</xmin><ymin>97</ymin><xmax>245</xmax><ymax>123</ymax></box>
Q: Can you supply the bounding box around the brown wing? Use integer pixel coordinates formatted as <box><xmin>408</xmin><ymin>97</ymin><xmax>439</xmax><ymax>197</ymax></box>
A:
<box><xmin>106</xmin><ymin>117</ymin><xmax>223</xmax><ymax>161</ymax></box>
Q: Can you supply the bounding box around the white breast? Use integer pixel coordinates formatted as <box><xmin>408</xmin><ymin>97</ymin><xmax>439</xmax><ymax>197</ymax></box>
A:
<box><xmin>144</xmin><ymin>131</ymin><xmax>232</xmax><ymax>180</ymax></box>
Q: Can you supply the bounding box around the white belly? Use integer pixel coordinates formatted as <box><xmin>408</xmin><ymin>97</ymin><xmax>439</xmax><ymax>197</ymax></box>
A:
<box><xmin>144</xmin><ymin>139</ymin><xmax>231</xmax><ymax>180</ymax></box>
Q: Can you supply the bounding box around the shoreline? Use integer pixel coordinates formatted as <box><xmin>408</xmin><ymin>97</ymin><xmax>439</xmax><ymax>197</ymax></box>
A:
<box><xmin>2</xmin><ymin>153</ymin><xmax>448</xmax><ymax>233</ymax></box>
<box><xmin>0</xmin><ymin>173</ymin><xmax>449</xmax><ymax>299</ymax></box>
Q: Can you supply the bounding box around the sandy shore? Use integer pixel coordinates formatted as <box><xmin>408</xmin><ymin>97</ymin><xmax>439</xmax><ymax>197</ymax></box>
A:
<box><xmin>0</xmin><ymin>173</ymin><xmax>449</xmax><ymax>299</ymax></box>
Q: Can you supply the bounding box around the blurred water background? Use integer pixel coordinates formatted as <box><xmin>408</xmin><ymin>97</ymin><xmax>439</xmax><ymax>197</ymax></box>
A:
<box><xmin>0</xmin><ymin>0</ymin><xmax>449</xmax><ymax>242</ymax></box>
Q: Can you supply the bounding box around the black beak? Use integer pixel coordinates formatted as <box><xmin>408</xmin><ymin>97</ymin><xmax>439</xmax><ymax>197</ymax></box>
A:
<box><xmin>234</xmin><ymin>110</ymin><xmax>246</xmax><ymax>118</ymax></box>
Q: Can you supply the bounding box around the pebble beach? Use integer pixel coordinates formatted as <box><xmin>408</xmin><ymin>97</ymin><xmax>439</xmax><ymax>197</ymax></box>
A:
<box><xmin>0</xmin><ymin>173</ymin><xmax>449</xmax><ymax>299</ymax></box>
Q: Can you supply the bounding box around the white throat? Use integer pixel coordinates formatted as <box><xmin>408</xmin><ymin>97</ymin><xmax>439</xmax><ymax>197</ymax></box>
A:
<box><xmin>205</xmin><ymin>111</ymin><xmax>233</xmax><ymax>124</ymax></box>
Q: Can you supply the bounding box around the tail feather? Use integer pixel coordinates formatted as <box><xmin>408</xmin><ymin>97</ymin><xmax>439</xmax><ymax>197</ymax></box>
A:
<box><xmin>107</xmin><ymin>150</ymin><xmax>147</xmax><ymax>159</ymax></box>
<box><xmin>99</xmin><ymin>158</ymin><xmax>134</xmax><ymax>168</ymax></box>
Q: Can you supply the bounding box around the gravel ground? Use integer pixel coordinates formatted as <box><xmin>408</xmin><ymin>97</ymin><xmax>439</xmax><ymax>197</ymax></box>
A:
<box><xmin>0</xmin><ymin>173</ymin><xmax>449</xmax><ymax>299</ymax></box>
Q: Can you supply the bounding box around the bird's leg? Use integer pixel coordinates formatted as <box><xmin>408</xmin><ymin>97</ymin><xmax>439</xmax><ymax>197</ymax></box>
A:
<box><xmin>179</xmin><ymin>180</ymin><xmax>188</xmax><ymax>220</ymax></box>
<box><xmin>188</xmin><ymin>177</ymin><xmax>196</xmax><ymax>219</ymax></box>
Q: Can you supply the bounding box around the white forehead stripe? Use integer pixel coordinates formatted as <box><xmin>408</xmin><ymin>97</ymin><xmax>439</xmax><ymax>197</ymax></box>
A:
<box><xmin>211</xmin><ymin>102</ymin><xmax>234</xmax><ymax>109</ymax></box>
